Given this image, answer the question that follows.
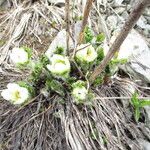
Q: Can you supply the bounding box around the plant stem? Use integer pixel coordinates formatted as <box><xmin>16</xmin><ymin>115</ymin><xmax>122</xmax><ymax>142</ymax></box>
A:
<box><xmin>89</xmin><ymin>0</ymin><xmax>150</xmax><ymax>83</ymax></box>
<box><xmin>65</xmin><ymin>0</ymin><xmax>70</xmax><ymax>55</ymax></box>
<box><xmin>72</xmin><ymin>0</ymin><xmax>93</xmax><ymax>58</ymax></box>
<box><xmin>78</xmin><ymin>0</ymin><xmax>94</xmax><ymax>45</ymax></box>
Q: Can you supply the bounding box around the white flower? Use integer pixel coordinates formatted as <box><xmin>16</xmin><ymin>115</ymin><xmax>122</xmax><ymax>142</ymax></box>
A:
<box><xmin>72</xmin><ymin>86</ymin><xmax>88</xmax><ymax>102</ymax></box>
<box><xmin>1</xmin><ymin>83</ymin><xmax>29</xmax><ymax>105</ymax></box>
<box><xmin>76</xmin><ymin>43</ymin><xmax>97</xmax><ymax>62</ymax></box>
<box><xmin>46</xmin><ymin>54</ymin><xmax>70</xmax><ymax>77</ymax></box>
<box><xmin>10</xmin><ymin>47</ymin><xmax>29</xmax><ymax>65</ymax></box>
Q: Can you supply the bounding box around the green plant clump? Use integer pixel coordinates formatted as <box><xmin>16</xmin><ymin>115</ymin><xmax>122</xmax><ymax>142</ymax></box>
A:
<box><xmin>1</xmin><ymin>26</ymin><xmax>128</xmax><ymax>105</ymax></box>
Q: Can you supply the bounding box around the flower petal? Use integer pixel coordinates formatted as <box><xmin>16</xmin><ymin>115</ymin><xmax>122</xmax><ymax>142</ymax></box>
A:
<box><xmin>19</xmin><ymin>87</ymin><xmax>29</xmax><ymax>100</ymax></box>
<box><xmin>7</xmin><ymin>83</ymin><xmax>20</xmax><ymax>92</ymax></box>
<box><xmin>72</xmin><ymin>86</ymin><xmax>88</xmax><ymax>101</ymax></box>
<box><xmin>47</xmin><ymin>54</ymin><xmax>70</xmax><ymax>76</ymax></box>
<box><xmin>76</xmin><ymin>44</ymin><xmax>97</xmax><ymax>62</ymax></box>
<box><xmin>10</xmin><ymin>48</ymin><xmax>28</xmax><ymax>64</ymax></box>
<box><xmin>1</xmin><ymin>89</ymin><xmax>11</xmax><ymax>101</ymax></box>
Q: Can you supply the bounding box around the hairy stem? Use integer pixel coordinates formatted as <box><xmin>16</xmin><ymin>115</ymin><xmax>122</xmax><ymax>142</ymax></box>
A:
<box><xmin>89</xmin><ymin>0</ymin><xmax>150</xmax><ymax>83</ymax></box>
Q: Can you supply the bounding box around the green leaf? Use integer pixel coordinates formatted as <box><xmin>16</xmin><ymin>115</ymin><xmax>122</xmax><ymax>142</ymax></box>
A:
<box><xmin>66</xmin><ymin>77</ymin><xmax>77</xmax><ymax>84</ymax></box>
<box><xmin>131</xmin><ymin>92</ymin><xmax>141</xmax><ymax>122</ymax></box>
<box><xmin>96</xmin><ymin>33</ymin><xmax>105</xmax><ymax>42</ymax></box>
<box><xmin>22</xmin><ymin>46</ymin><xmax>32</xmax><ymax>59</ymax></box>
<box><xmin>85</xmin><ymin>92</ymin><xmax>95</xmax><ymax>105</ymax></box>
<box><xmin>57</xmin><ymin>98</ymin><xmax>65</xmax><ymax>104</ymax></box>
<box><xmin>72</xmin><ymin>80</ymin><xmax>86</xmax><ymax>88</ymax></box>
<box><xmin>0</xmin><ymin>39</ymin><xmax>5</xmax><ymax>47</ymax></box>
<box><xmin>29</xmin><ymin>62</ymin><xmax>43</xmax><ymax>83</ymax></box>
<box><xmin>46</xmin><ymin>80</ymin><xmax>65</xmax><ymax>96</ymax></box>
<box><xmin>139</xmin><ymin>100</ymin><xmax>150</xmax><ymax>107</ymax></box>
<box><xmin>18</xmin><ymin>81</ymin><xmax>35</xmax><ymax>96</ymax></box>
<box><xmin>131</xmin><ymin>92</ymin><xmax>140</xmax><ymax>107</ymax></box>
<box><xmin>54</xmin><ymin>46</ymin><xmax>65</xmax><ymax>55</ymax></box>
<box><xmin>93</xmin><ymin>75</ymin><xmax>104</xmax><ymax>87</ymax></box>
<box><xmin>102</xmin><ymin>136</ymin><xmax>108</xmax><ymax>145</ymax></box>
<box><xmin>110</xmin><ymin>58</ymin><xmax>127</xmax><ymax>65</ymax></box>
<box><xmin>39</xmin><ymin>54</ymin><xmax>49</xmax><ymax>67</ymax></box>
<box><xmin>90</xmin><ymin>128</ymin><xmax>99</xmax><ymax>140</ymax></box>
<box><xmin>97</xmin><ymin>47</ymin><xmax>104</xmax><ymax>63</ymax></box>
<box><xmin>105</xmin><ymin>65</ymin><xmax>111</xmax><ymax>75</ymax></box>
<box><xmin>84</xmin><ymin>26</ymin><xmax>94</xmax><ymax>43</ymax></box>
<box><xmin>73</xmin><ymin>15</ymin><xmax>83</xmax><ymax>21</ymax></box>
<box><xmin>16</xmin><ymin>60</ymin><xmax>30</xmax><ymax>69</ymax></box>
<box><xmin>135</xmin><ymin>107</ymin><xmax>140</xmax><ymax>122</ymax></box>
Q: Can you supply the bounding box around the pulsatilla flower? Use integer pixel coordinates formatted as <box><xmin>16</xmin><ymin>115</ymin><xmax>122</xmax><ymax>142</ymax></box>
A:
<box><xmin>46</xmin><ymin>54</ymin><xmax>70</xmax><ymax>78</ymax></box>
<box><xmin>76</xmin><ymin>43</ymin><xmax>97</xmax><ymax>63</ymax></box>
<box><xmin>72</xmin><ymin>80</ymin><xmax>88</xmax><ymax>103</ymax></box>
<box><xmin>10</xmin><ymin>47</ymin><xmax>29</xmax><ymax>65</ymax></box>
<box><xmin>1</xmin><ymin>83</ymin><xmax>29</xmax><ymax>105</ymax></box>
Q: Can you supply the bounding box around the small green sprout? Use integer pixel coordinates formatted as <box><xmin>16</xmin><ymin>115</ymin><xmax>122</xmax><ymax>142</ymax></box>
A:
<box><xmin>55</xmin><ymin>46</ymin><xmax>65</xmax><ymax>55</ymax></box>
<box><xmin>131</xmin><ymin>92</ymin><xmax>150</xmax><ymax>122</ymax></box>
<box><xmin>84</xmin><ymin>26</ymin><xmax>94</xmax><ymax>43</ymax></box>
<box><xmin>93</xmin><ymin>75</ymin><xmax>104</xmax><ymax>87</ymax></box>
<box><xmin>96</xmin><ymin>33</ymin><xmax>105</xmax><ymax>43</ymax></box>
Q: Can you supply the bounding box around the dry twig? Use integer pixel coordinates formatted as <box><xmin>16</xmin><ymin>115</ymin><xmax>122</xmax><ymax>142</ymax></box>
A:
<box><xmin>65</xmin><ymin>0</ymin><xmax>70</xmax><ymax>55</ymax></box>
<box><xmin>78</xmin><ymin>0</ymin><xmax>94</xmax><ymax>45</ymax></box>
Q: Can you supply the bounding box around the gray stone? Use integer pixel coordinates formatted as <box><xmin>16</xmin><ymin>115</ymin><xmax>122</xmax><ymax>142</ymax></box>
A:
<box><xmin>139</xmin><ymin>139</ymin><xmax>150</xmax><ymax>150</ymax></box>
<box><xmin>45</xmin><ymin>21</ymin><xmax>82</xmax><ymax>58</ymax></box>
<box><xmin>145</xmin><ymin>16</ymin><xmax>150</xmax><ymax>25</ymax></box>
<box><xmin>45</xmin><ymin>29</ymin><xmax>71</xmax><ymax>58</ymax></box>
<box><xmin>106</xmin><ymin>15</ymin><xmax>118</xmax><ymax>31</ymax></box>
<box><xmin>48</xmin><ymin>0</ymin><xmax>65</xmax><ymax>5</ymax></box>
<box><xmin>114</xmin><ymin>30</ymin><xmax>150</xmax><ymax>83</ymax></box>
<box><xmin>114</xmin><ymin>0</ymin><xmax>124</xmax><ymax>5</ymax></box>
<box><xmin>137</xmin><ymin>16</ymin><xmax>150</xmax><ymax>30</ymax></box>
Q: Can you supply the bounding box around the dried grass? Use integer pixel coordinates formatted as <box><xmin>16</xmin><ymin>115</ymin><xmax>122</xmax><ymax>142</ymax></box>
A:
<box><xmin>0</xmin><ymin>77</ymin><xmax>150</xmax><ymax>150</ymax></box>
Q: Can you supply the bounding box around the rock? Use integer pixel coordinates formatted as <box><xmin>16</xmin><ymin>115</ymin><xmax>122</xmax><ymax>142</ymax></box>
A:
<box><xmin>104</xmin><ymin>29</ymin><xmax>150</xmax><ymax>83</ymax></box>
<box><xmin>48</xmin><ymin>0</ymin><xmax>65</xmax><ymax>6</ymax></box>
<box><xmin>139</xmin><ymin>139</ymin><xmax>150</xmax><ymax>150</ymax></box>
<box><xmin>118</xmin><ymin>30</ymin><xmax>149</xmax><ymax>59</ymax></box>
<box><xmin>106</xmin><ymin>15</ymin><xmax>118</xmax><ymax>31</ymax></box>
<box><xmin>73</xmin><ymin>21</ymin><xmax>82</xmax><ymax>43</ymax></box>
<box><xmin>45</xmin><ymin>29</ymin><xmax>72</xmax><ymax>58</ymax></box>
<box><xmin>137</xmin><ymin>16</ymin><xmax>147</xmax><ymax>29</ymax></box>
<box><xmin>145</xmin><ymin>16</ymin><xmax>150</xmax><ymax>25</ymax></box>
<box><xmin>121</xmin><ymin>49</ymin><xmax>150</xmax><ymax>83</ymax></box>
<box><xmin>137</xmin><ymin>16</ymin><xmax>150</xmax><ymax>30</ymax></box>
<box><xmin>114</xmin><ymin>0</ymin><xmax>124</xmax><ymax>5</ymax></box>
<box><xmin>46</xmin><ymin>21</ymin><xmax>82</xmax><ymax>58</ymax></box>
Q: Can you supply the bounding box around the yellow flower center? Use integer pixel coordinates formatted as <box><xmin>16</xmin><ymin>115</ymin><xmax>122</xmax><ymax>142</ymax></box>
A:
<box><xmin>12</xmin><ymin>90</ymin><xmax>21</xmax><ymax>101</ymax></box>
<box><xmin>87</xmin><ymin>48</ymin><xmax>92</xmax><ymax>56</ymax></box>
